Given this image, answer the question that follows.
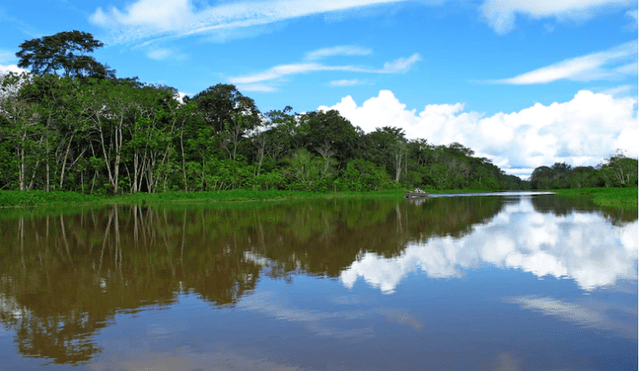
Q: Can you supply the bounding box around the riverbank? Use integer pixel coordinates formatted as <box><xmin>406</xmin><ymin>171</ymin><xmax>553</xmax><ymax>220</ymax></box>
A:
<box><xmin>0</xmin><ymin>189</ymin><xmax>405</xmax><ymax>208</ymax></box>
<box><xmin>1</xmin><ymin>187</ymin><xmax>636</xmax><ymax>209</ymax></box>
<box><xmin>553</xmin><ymin>187</ymin><xmax>638</xmax><ymax>209</ymax></box>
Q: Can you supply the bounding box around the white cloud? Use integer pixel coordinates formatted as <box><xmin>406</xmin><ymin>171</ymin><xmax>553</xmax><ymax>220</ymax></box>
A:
<box><xmin>380</xmin><ymin>53</ymin><xmax>421</xmax><ymax>73</ymax></box>
<box><xmin>508</xmin><ymin>296</ymin><xmax>637</xmax><ymax>339</ymax></box>
<box><xmin>146</xmin><ymin>47</ymin><xmax>188</xmax><ymax>61</ymax></box>
<box><xmin>236</xmin><ymin>83</ymin><xmax>278</xmax><ymax>92</ymax></box>
<box><xmin>330</xmin><ymin>79</ymin><xmax>369</xmax><ymax>86</ymax></box>
<box><xmin>496</xmin><ymin>41</ymin><xmax>638</xmax><ymax>84</ymax></box>
<box><xmin>480</xmin><ymin>0</ymin><xmax>635</xmax><ymax>34</ymax></box>
<box><xmin>90</xmin><ymin>0</ymin><xmax>408</xmax><ymax>45</ymax></box>
<box><xmin>319</xmin><ymin>89</ymin><xmax>638</xmax><ymax>177</ymax></box>
<box><xmin>0</xmin><ymin>64</ymin><xmax>28</xmax><ymax>75</ymax></box>
<box><xmin>228</xmin><ymin>52</ymin><xmax>420</xmax><ymax>90</ymax></box>
<box><xmin>173</xmin><ymin>92</ymin><xmax>190</xmax><ymax>104</ymax></box>
<box><xmin>147</xmin><ymin>48</ymin><xmax>172</xmax><ymax>60</ymax></box>
<box><xmin>229</xmin><ymin>62</ymin><xmax>364</xmax><ymax>84</ymax></box>
<box><xmin>305</xmin><ymin>45</ymin><xmax>373</xmax><ymax>60</ymax></box>
<box><xmin>238</xmin><ymin>291</ymin><xmax>376</xmax><ymax>341</ymax></box>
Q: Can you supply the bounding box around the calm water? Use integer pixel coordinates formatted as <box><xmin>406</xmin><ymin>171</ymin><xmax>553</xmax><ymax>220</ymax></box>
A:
<box><xmin>0</xmin><ymin>194</ymin><xmax>637</xmax><ymax>370</ymax></box>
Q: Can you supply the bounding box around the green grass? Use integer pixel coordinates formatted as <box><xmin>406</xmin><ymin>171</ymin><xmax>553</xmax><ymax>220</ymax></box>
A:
<box><xmin>2</xmin><ymin>187</ymin><xmax>636</xmax><ymax>210</ymax></box>
<box><xmin>553</xmin><ymin>187</ymin><xmax>638</xmax><ymax>209</ymax></box>
<box><xmin>0</xmin><ymin>189</ymin><xmax>406</xmax><ymax>209</ymax></box>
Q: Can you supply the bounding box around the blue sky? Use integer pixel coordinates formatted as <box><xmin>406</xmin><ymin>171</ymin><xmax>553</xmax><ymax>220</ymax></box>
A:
<box><xmin>0</xmin><ymin>0</ymin><xmax>637</xmax><ymax>178</ymax></box>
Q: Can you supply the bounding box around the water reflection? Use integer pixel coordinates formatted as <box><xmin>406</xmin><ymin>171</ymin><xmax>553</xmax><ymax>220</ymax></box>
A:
<box><xmin>341</xmin><ymin>196</ymin><xmax>638</xmax><ymax>293</ymax></box>
<box><xmin>506</xmin><ymin>295</ymin><xmax>637</xmax><ymax>340</ymax></box>
<box><xmin>0</xmin><ymin>195</ymin><xmax>636</xmax><ymax>367</ymax></box>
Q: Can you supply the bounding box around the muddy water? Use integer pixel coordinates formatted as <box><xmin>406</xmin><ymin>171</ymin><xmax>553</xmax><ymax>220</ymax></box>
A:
<box><xmin>0</xmin><ymin>194</ymin><xmax>637</xmax><ymax>370</ymax></box>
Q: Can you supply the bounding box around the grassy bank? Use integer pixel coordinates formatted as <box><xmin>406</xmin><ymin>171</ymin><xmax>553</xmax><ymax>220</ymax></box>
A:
<box><xmin>0</xmin><ymin>189</ymin><xmax>406</xmax><ymax>208</ymax></box>
<box><xmin>2</xmin><ymin>187</ymin><xmax>636</xmax><ymax>209</ymax></box>
<box><xmin>553</xmin><ymin>187</ymin><xmax>638</xmax><ymax>209</ymax></box>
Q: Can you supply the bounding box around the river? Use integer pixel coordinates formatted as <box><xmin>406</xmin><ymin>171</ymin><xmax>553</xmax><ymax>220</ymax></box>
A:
<box><xmin>0</xmin><ymin>193</ymin><xmax>637</xmax><ymax>370</ymax></box>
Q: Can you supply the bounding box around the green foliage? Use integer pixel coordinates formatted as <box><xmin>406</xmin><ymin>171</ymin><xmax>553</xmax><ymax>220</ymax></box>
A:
<box><xmin>6</xmin><ymin>30</ymin><xmax>634</xmax><ymax>199</ymax></box>
<box><xmin>16</xmin><ymin>30</ymin><xmax>114</xmax><ymax>79</ymax></box>
<box><xmin>553</xmin><ymin>187</ymin><xmax>638</xmax><ymax>209</ymax></box>
<box><xmin>531</xmin><ymin>155</ymin><xmax>638</xmax><ymax>190</ymax></box>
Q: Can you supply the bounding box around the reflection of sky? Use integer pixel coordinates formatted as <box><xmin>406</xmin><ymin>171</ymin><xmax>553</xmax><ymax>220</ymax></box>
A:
<box><xmin>341</xmin><ymin>198</ymin><xmax>638</xmax><ymax>293</ymax></box>
<box><xmin>506</xmin><ymin>295</ymin><xmax>637</xmax><ymax>340</ymax></box>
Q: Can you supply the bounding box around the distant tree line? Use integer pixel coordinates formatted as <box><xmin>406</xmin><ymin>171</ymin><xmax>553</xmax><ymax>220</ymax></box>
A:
<box><xmin>1</xmin><ymin>31</ymin><xmax>633</xmax><ymax>194</ymax></box>
<box><xmin>530</xmin><ymin>153</ymin><xmax>638</xmax><ymax>190</ymax></box>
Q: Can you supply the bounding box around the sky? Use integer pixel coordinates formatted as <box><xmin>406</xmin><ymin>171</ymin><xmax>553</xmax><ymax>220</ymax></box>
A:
<box><xmin>0</xmin><ymin>0</ymin><xmax>637</xmax><ymax>178</ymax></box>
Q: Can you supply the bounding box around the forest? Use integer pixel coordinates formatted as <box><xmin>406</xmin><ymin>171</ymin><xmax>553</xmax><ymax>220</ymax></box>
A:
<box><xmin>0</xmin><ymin>31</ymin><xmax>636</xmax><ymax>195</ymax></box>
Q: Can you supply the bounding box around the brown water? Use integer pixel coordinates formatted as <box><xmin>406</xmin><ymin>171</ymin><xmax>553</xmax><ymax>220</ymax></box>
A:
<box><xmin>0</xmin><ymin>194</ymin><xmax>637</xmax><ymax>370</ymax></box>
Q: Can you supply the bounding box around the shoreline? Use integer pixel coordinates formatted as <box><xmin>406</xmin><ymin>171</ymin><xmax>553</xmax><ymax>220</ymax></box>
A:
<box><xmin>0</xmin><ymin>187</ymin><xmax>636</xmax><ymax>209</ymax></box>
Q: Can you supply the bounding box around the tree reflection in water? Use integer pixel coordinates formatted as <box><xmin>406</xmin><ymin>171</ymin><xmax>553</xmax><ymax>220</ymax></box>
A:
<box><xmin>0</xmin><ymin>195</ymin><xmax>635</xmax><ymax>365</ymax></box>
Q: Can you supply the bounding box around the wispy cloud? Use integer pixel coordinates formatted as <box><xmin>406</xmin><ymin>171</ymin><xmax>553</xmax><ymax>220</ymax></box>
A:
<box><xmin>508</xmin><ymin>295</ymin><xmax>637</xmax><ymax>339</ymax></box>
<box><xmin>229</xmin><ymin>51</ymin><xmax>420</xmax><ymax>91</ymax></box>
<box><xmin>229</xmin><ymin>62</ymin><xmax>362</xmax><ymax>84</ymax></box>
<box><xmin>480</xmin><ymin>0</ymin><xmax>635</xmax><ymax>34</ymax></box>
<box><xmin>146</xmin><ymin>48</ymin><xmax>172</xmax><ymax>60</ymax></box>
<box><xmin>381</xmin><ymin>53</ymin><xmax>421</xmax><ymax>73</ymax></box>
<box><xmin>495</xmin><ymin>41</ymin><xmax>637</xmax><ymax>84</ymax></box>
<box><xmin>330</xmin><ymin>79</ymin><xmax>369</xmax><ymax>86</ymax></box>
<box><xmin>304</xmin><ymin>45</ymin><xmax>373</xmax><ymax>60</ymax></box>
<box><xmin>89</xmin><ymin>0</ymin><xmax>408</xmax><ymax>45</ymax></box>
<box><xmin>146</xmin><ymin>47</ymin><xmax>188</xmax><ymax>61</ymax></box>
<box><xmin>235</xmin><ymin>83</ymin><xmax>278</xmax><ymax>93</ymax></box>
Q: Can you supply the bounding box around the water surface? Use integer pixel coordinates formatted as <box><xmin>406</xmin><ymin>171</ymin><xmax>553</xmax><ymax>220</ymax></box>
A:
<box><xmin>0</xmin><ymin>194</ymin><xmax>637</xmax><ymax>370</ymax></box>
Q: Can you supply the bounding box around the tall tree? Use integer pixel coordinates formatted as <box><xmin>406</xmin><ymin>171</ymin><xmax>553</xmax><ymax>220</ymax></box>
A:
<box><xmin>16</xmin><ymin>30</ymin><xmax>114</xmax><ymax>79</ymax></box>
<box><xmin>298</xmin><ymin>110</ymin><xmax>359</xmax><ymax>167</ymax></box>
<box><xmin>192</xmin><ymin>84</ymin><xmax>259</xmax><ymax>134</ymax></box>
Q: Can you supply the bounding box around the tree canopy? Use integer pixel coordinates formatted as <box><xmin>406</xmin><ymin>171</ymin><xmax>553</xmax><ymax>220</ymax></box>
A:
<box><xmin>16</xmin><ymin>30</ymin><xmax>115</xmax><ymax>79</ymax></box>
<box><xmin>2</xmin><ymin>31</ymin><xmax>636</xmax><ymax>194</ymax></box>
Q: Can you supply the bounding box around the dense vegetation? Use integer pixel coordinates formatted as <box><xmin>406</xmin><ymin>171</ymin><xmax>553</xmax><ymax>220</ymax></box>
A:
<box><xmin>0</xmin><ymin>31</ymin><xmax>527</xmax><ymax>195</ymax></box>
<box><xmin>529</xmin><ymin>154</ymin><xmax>638</xmax><ymax>190</ymax></box>
<box><xmin>0</xmin><ymin>31</ymin><xmax>635</xmax><ymax>196</ymax></box>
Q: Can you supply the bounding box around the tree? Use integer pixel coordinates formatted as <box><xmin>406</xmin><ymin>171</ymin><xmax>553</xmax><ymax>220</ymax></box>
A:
<box><xmin>193</xmin><ymin>84</ymin><xmax>259</xmax><ymax>134</ymax></box>
<box><xmin>601</xmin><ymin>151</ymin><xmax>638</xmax><ymax>187</ymax></box>
<box><xmin>16</xmin><ymin>30</ymin><xmax>114</xmax><ymax>79</ymax></box>
<box><xmin>365</xmin><ymin>127</ymin><xmax>407</xmax><ymax>182</ymax></box>
<box><xmin>298</xmin><ymin>110</ymin><xmax>359</xmax><ymax>167</ymax></box>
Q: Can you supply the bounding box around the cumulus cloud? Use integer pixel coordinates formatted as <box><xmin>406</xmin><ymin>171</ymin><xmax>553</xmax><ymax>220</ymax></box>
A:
<box><xmin>0</xmin><ymin>64</ymin><xmax>28</xmax><ymax>75</ymax></box>
<box><xmin>480</xmin><ymin>0</ymin><xmax>635</xmax><ymax>34</ymax></box>
<box><xmin>319</xmin><ymin>89</ymin><xmax>638</xmax><ymax>177</ymax></box>
<box><xmin>496</xmin><ymin>41</ymin><xmax>638</xmax><ymax>84</ymax></box>
<box><xmin>89</xmin><ymin>0</ymin><xmax>408</xmax><ymax>45</ymax></box>
<box><xmin>0</xmin><ymin>49</ymin><xmax>25</xmax><ymax>76</ymax></box>
<box><xmin>340</xmin><ymin>197</ymin><xmax>638</xmax><ymax>293</ymax></box>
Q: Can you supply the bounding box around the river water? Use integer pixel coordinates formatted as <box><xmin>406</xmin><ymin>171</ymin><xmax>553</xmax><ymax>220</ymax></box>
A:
<box><xmin>0</xmin><ymin>193</ymin><xmax>637</xmax><ymax>370</ymax></box>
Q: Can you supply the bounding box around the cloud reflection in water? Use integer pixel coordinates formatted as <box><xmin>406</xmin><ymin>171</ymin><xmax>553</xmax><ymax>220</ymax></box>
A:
<box><xmin>341</xmin><ymin>198</ymin><xmax>638</xmax><ymax>293</ymax></box>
